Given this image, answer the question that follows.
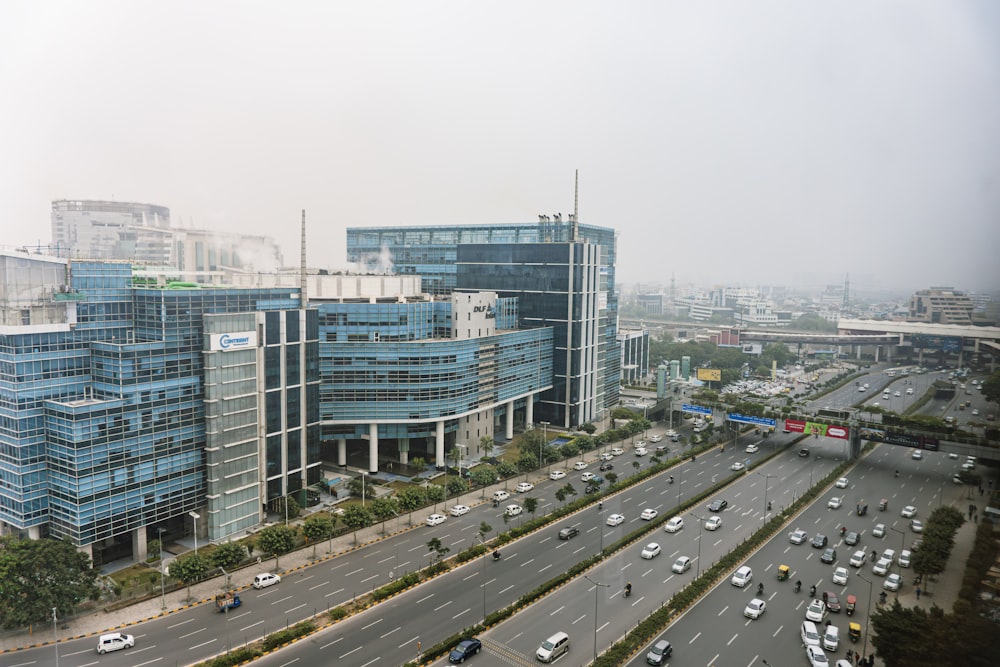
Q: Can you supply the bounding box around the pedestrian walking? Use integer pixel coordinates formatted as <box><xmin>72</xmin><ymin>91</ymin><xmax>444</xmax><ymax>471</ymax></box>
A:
<box><xmin>916</xmin><ymin>586</ymin><xmax>921</xmax><ymax>600</ymax></box>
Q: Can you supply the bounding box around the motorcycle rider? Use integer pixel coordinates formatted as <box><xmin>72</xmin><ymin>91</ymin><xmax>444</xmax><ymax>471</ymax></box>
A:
<box><xmin>625</xmin><ymin>581</ymin><xmax>632</xmax><ymax>597</ymax></box>
<box><xmin>809</xmin><ymin>584</ymin><xmax>817</xmax><ymax>598</ymax></box>
<box><xmin>493</xmin><ymin>549</ymin><xmax>501</xmax><ymax>561</ymax></box>
<box><xmin>795</xmin><ymin>580</ymin><xmax>802</xmax><ymax>593</ymax></box>
<box><xmin>668</xmin><ymin>476</ymin><xmax>674</xmax><ymax>484</ymax></box>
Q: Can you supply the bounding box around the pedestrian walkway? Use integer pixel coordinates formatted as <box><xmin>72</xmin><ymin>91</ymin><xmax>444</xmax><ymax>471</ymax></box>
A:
<box><xmin>893</xmin><ymin>509</ymin><xmax>978</xmax><ymax>613</ymax></box>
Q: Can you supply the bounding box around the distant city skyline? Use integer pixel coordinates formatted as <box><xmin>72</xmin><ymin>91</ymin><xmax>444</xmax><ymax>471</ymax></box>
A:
<box><xmin>2</xmin><ymin>2</ymin><xmax>998</xmax><ymax>291</ymax></box>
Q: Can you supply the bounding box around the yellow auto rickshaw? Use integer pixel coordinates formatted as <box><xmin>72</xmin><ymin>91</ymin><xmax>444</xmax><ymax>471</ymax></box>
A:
<box><xmin>849</xmin><ymin>622</ymin><xmax>862</xmax><ymax>643</ymax></box>
<box><xmin>777</xmin><ymin>564</ymin><xmax>790</xmax><ymax>581</ymax></box>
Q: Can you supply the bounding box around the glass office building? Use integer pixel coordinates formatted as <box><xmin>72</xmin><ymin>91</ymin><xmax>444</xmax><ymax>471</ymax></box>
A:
<box><xmin>347</xmin><ymin>221</ymin><xmax>620</xmax><ymax>428</ymax></box>
<box><xmin>0</xmin><ymin>254</ymin><xmax>317</xmax><ymax>562</ymax></box>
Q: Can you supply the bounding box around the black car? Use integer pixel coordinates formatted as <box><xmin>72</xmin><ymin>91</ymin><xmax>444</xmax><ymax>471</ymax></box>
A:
<box><xmin>449</xmin><ymin>637</ymin><xmax>482</xmax><ymax>663</ymax></box>
<box><xmin>558</xmin><ymin>526</ymin><xmax>580</xmax><ymax>540</ymax></box>
<box><xmin>811</xmin><ymin>534</ymin><xmax>828</xmax><ymax>548</ymax></box>
<box><xmin>821</xmin><ymin>547</ymin><xmax>837</xmax><ymax>564</ymax></box>
<box><xmin>708</xmin><ymin>499</ymin><xmax>728</xmax><ymax>512</ymax></box>
<box><xmin>599</xmin><ymin>462</ymin><xmax>614</xmax><ymax>471</ymax></box>
<box><xmin>845</xmin><ymin>531</ymin><xmax>860</xmax><ymax>546</ymax></box>
<box><xmin>798</xmin><ymin>448</ymin><xmax>810</xmax><ymax>457</ymax></box>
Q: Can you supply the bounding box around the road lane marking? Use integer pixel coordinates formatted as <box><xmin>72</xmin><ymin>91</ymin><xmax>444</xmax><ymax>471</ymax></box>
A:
<box><xmin>689</xmin><ymin>631</ymin><xmax>701</xmax><ymax>644</ymax></box>
<box><xmin>345</xmin><ymin>568</ymin><xmax>364</xmax><ymax>576</ymax></box>
<box><xmin>284</xmin><ymin>603</ymin><xmax>306</xmax><ymax>614</ymax></box>
<box><xmin>727</xmin><ymin>633</ymin><xmax>738</xmax><ymax>645</ymax></box>
<box><xmin>168</xmin><ymin>618</ymin><xmax>196</xmax><ymax>629</ymax></box>
<box><xmin>324</xmin><ymin>587</ymin><xmax>345</xmax><ymax>598</ymax></box>
<box><xmin>520</xmin><ymin>558</ymin><xmax>535</xmax><ymax>568</ymax></box>
<box><xmin>416</xmin><ymin>593</ymin><xmax>434</xmax><ymax>603</ymax></box>
<box><xmin>433</xmin><ymin>600</ymin><xmax>453</xmax><ymax>612</ymax></box>
<box><xmin>239</xmin><ymin>620</ymin><xmax>264</xmax><ymax>632</ymax></box>
<box><xmin>452</xmin><ymin>608</ymin><xmax>471</xmax><ymax>620</ymax></box>
<box><xmin>549</xmin><ymin>605</ymin><xmax>565</xmax><ymax>617</ymax></box>
<box><xmin>360</xmin><ymin>574</ymin><xmax>378</xmax><ymax>583</ymax></box>
<box><xmin>396</xmin><ymin>636</ymin><xmax>419</xmax><ymax>649</ymax></box>
<box><xmin>179</xmin><ymin>628</ymin><xmax>206</xmax><ymax>639</ymax></box>
<box><xmin>709</xmin><ymin>653</ymin><xmax>721</xmax><ymax>665</ymax></box>
<box><xmin>308</xmin><ymin>580</ymin><xmax>330</xmax><ymax>591</ymax></box>
<box><xmin>718</xmin><ymin>605</ymin><xmax>729</xmax><ymax>616</ymax></box>
<box><xmin>362</xmin><ymin>618</ymin><xmax>383</xmax><ymax>630</ymax></box>
<box><xmin>188</xmin><ymin>639</ymin><xmax>216</xmax><ymax>651</ymax></box>
<box><xmin>339</xmin><ymin>646</ymin><xmax>363</xmax><ymax>659</ymax></box>
<box><xmin>773</xmin><ymin>624</ymin><xmax>783</xmax><ymax>637</ymax></box>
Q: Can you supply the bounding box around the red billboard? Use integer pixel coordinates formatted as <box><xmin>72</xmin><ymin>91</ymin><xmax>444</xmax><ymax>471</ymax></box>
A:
<box><xmin>784</xmin><ymin>419</ymin><xmax>849</xmax><ymax>440</ymax></box>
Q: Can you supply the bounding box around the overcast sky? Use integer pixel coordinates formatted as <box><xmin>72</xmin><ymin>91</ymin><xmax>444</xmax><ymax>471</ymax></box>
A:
<box><xmin>2</xmin><ymin>1</ymin><xmax>998</xmax><ymax>294</ymax></box>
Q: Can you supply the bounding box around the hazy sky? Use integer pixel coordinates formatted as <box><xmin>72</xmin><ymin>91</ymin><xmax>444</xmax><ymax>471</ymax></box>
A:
<box><xmin>2</xmin><ymin>1</ymin><xmax>999</xmax><ymax>294</ymax></box>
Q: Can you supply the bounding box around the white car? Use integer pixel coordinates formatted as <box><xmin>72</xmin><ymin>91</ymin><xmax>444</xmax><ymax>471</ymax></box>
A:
<box><xmin>832</xmin><ymin>567</ymin><xmax>849</xmax><ymax>585</ymax></box>
<box><xmin>705</xmin><ymin>515</ymin><xmax>723</xmax><ymax>531</ymax></box>
<box><xmin>549</xmin><ymin>470</ymin><xmax>566</xmax><ymax>481</ymax></box>
<box><xmin>911</xmin><ymin>450</ymin><xmax>922</xmax><ymax>460</ymax></box>
<box><xmin>789</xmin><ymin>529</ymin><xmax>808</xmax><ymax>545</ymax></box>
<box><xmin>827</xmin><ymin>496</ymin><xmax>843</xmax><ymax>509</ymax></box>
<box><xmin>672</xmin><ymin>556</ymin><xmax>692</xmax><ymax>573</ymax></box>
<box><xmin>873</xmin><ymin>523</ymin><xmax>886</xmax><ymax>538</ymax></box>
<box><xmin>745</xmin><ymin>444</ymin><xmax>759</xmax><ymax>454</ymax></box>
<box><xmin>806</xmin><ymin>599</ymin><xmax>827</xmax><ymax>622</ymax></box>
<box><xmin>581</xmin><ymin>472</ymin><xmax>596</xmax><ymax>482</ymax></box>
<box><xmin>911</xmin><ymin>519</ymin><xmax>924</xmax><ymax>533</ymax></box>
<box><xmin>898</xmin><ymin>550</ymin><xmax>912</xmax><ymax>567</ymax></box>
<box><xmin>634</xmin><ymin>440</ymin><xmax>646</xmax><ymax>448</ymax></box>
<box><xmin>873</xmin><ymin>558</ymin><xmax>891</xmax><ymax>576</ymax></box>
<box><xmin>895</xmin><ymin>391</ymin><xmax>901</xmax><ymax>397</ymax></box>
<box><xmin>641</xmin><ymin>542</ymin><xmax>662</xmax><ymax>559</ymax></box>
<box><xmin>730</xmin><ymin>461</ymin><xmax>745</xmax><ymax>472</ymax></box>
<box><xmin>516</xmin><ymin>482</ymin><xmax>534</xmax><ymax>493</ymax></box>
<box><xmin>835</xmin><ymin>477</ymin><xmax>849</xmax><ymax>489</ymax></box>
<box><xmin>634</xmin><ymin>447</ymin><xmax>648</xmax><ymax>456</ymax></box>
<box><xmin>907</xmin><ymin>387</ymin><xmax>914</xmax><ymax>394</ymax></box>
<box><xmin>97</xmin><ymin>632</ymin><xmax>135</xmax><ymax>654</ymax></box>
<box><xmin>611</xmin><ymin>447</ymin><xmax>625</xmax><ymax>456</ymax></box>
<box><xmin>884</xmin><ymin>573</ymin><xmax>902</xmax><ymax>591</ymax></box>
<box><xmin>606</xmin><ymin>513</ymin><xmax>625</xmax><ymax>526</ymax></box>
<box><xmin>640</xmin><ymin>508</ymin><xmax>658</xmax><ymax>521</ymax></box>
<box><xmin>426</xmin><ymin>513</ymin><xmax>447</xmax><ymax>526</ymax></box>
<box><xmin>599</xmin><ymin>452</ymin><xmax>614</xmax><ymax>461</ymax></box>
<box><xmin>744</xmin><ymin>598</ymin><xmax>766</xmax><ymax>619</ymax></box>
<box><xmin>253</xmin><ymin>572</ymin><xmax>281</xmax><ymax>589</ymax></box>
<box><xmin>664</xmin><ymin>516</ymin><xmax>684</xmax><ymax>533</ymax></box>
<box><xmin>450</xmin><ymin>504</ymin><xmax>470</xmax><ymax>516</ymax></box>
<box><xmin>901</xmin><ymin>506</ymin><xmax>917</xmax><ymax>518</ymax></box>
<box><xmin>573</xmin><ymin>461</ymin><xmax>588</xmax><ymax>470</ymax></box>
<box><xmin>504</xmin><ymin>504</ymin><xmax>523</xmax><ymax>517</ymax></box>
<box><xmin>849</xmin><ymin>550</ymin><xmax>867</xmax><ymax>568</ymax></box>
<box><xmin>493</xmin><ymin>490</ymin><xmax>510</xmax><ymax>502</ymax></box>
<box><xmin>806</xmin><ymin>645</ymin><xmax>830</xmax><ymax>667</ymax></box>
<box><xmin>649</xmin><ymin>434</ymin><xmax>662</xmax><ymax>443</ymax></box>
<box><xmin>731</xmin><ymin>565</ymin><xmax>753</xmax><ymax>588</ymax></box>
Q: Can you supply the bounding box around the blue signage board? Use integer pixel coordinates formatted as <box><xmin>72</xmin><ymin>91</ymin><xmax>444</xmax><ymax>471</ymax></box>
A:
<box><xmin>682</xmin><ymin>404</ymin><xmax>712</xmax><ymax>416</ymax></box>
<box><xmin>727</xmin><ymin>413</ymin><xmax>777</xmax><ymax>427</ymax></box>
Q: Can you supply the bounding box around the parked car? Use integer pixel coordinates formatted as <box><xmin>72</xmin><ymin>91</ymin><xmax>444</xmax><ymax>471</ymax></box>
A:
<box><xmin>449</xmin><ymin>637</ymin><xmax>482</xmax><ymax>663</ymax></box>
<box><xmin>253</xmin><ymin>572</ymin><xmax>281</xmax><ymax>589</ymax></box>
<box><xmin>573</xmin><ymin>461</ymin><xmax>588</xmax><ymax>470</ymax></box>
<box><xmin>450</xmin><ymin>504</ymin><xmax>470</xmax><ymax>516</ymax></box>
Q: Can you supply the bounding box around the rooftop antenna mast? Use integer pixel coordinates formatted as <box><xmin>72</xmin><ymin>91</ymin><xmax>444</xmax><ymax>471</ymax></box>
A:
<box><xmin>300</xmin><ymin>210</ymin><xmax>307</xmax><ymax>302</ymax></box>
<box><xmin>842</xmin><ymin>273</ymin><xmax>850</xmax><ymax>311</ymax></box>
<box><xmin>572</xmin><ymin>169</ymin><xmax>579</xmax><ymax>242</ymax></box>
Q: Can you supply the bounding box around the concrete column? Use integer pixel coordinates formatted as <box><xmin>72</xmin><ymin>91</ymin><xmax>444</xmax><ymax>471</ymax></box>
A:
<box><xmin>337</xmin><ymin>438</ymin><xmax>347</xmax><ymax>466</ymax></box>
<box><xmin>28</xmin><ymin>525</ymin><xmax>41</xmax><ymax>539</ymax></box>
<box><xmin>525</xmin><ymin>395</ymin><xmax>534</xmax><ymax>427</ymax></box>
<box><xmin>133</xmin><ymin>526</ymin><xmax>148</xmax><ymax>562</ymax></box>
<box><xmin>874</xmin><ymin>346</ymin><xmax>880</xmax><ymax>362</ymax></box>
<box><xmin>435</xmin><ymin>421</ymin><xmax>445</xmax><ymax>467</ymax></box>
<box><xmin>77</xmin><ymin>543</ymin><xmax>93</xmax><ymax>563</ymax></box>
<box><xmin>368</xmin><ymin>424</ymin><xmax>379</xmax><ymax>473</ymax></box>
<box><xmin>856</xmin><ymin>346</ymin><xmax>862</xmax><ymax>360</ymax></box>
<box><xmin>505</xmin><ymin>400</ymin><xmax>514</xmax><ymax>441</ymax></box>
<box><xmin>398</xmin><ymin>440</ymin><xmax>409</xmax><ymax>465</ymax></box>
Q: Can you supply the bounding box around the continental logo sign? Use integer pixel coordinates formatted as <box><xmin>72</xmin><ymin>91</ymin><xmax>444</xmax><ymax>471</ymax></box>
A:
<box><xmin>209</xmin><ymin>331</ymin><xmax>258</xmax><ymax>352</ymax></box>
<box><xmin>697</xmin><ymin>368</ymin><xmax>721</xmax><ymax>381</ymax></box>
<box><xmin>784</xmin><ymin>419</ymin><xmax>849</xmax><ymax>440</ymax></box>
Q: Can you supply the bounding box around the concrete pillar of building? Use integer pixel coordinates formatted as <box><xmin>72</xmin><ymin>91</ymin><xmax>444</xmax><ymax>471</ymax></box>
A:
<box><xmin>337</xmin><ymin>438</ymin><xmax>347</xmax><ymax>466</ymax></box>
<box><xmin>856</xmin><ymin>346</ymin><xmax>862</xmax><ymax>360</ymax></box>
<box><xmin>398</xmin><ymin>440</ymin><xmax>409</xmax><ymax>465</ymax></box>
<box><xmin>28</xmin><ymin>525</ymin><xmax>42</xmax><ymax>539</ymax></box>
<box><xmin>435</xmin><ymin>421</ymin><xmax>445</xmax><ymax>468</ymax></box>
<box><xmin>874</xmin><ymin>346</ymin><xmax>880</xmax><ymax>362</ymax></box>
<box><xmin>525</xmin><ymin>395</ymin><xmax>534</xmax><ymax>427</ymax></box>
<box><xmin>78</xmin><ymin>543</ymin><xmax>93</xmax><ymax>563</ymax></box>
<box><xmin>133</xmin><ymin>526</ymin><xmax>148</xmax><ymax>562</ymax></box>
<box><xmin>505</xmin><ymin>401</ymin><xmax>515</xmax><ymax>441</ymax></box>
<box><xmin>368</xmin><ymin>424</ymin><xmax>379</xmax><ymax>473</ymax></box>
<box><xmin>918</xmin><ymin>349</ymin><xmax>924</xmax><ymax>365</ymax></box>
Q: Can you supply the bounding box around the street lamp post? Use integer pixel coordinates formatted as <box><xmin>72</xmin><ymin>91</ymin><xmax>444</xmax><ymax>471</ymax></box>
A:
<box><xmin>361</xmin><ymin>472</ymin><xmax>367</xmax><ymax>507</ymax></box>
<box><xmin>583</xmin><ymin>575</ymin><xmax>610</xmax><ymax>662</ymax></box>
<box><xmin>539</xmin><ymin>421</ymin><xmax>550</xmax><ymax>473</ymax></box>
<box><xmin>890</xmin><ymin>526</ymin><xmax>905</xmax><ymax>600</ymax></box>
<box><xmin>188</xmin><ymin>511</ymin><xmax>200</xmax><ymax>556</ymax></box>
<box><xmin>476</xmin><ymin>534</ymin><xmax>488</xmax><ymax>623</ymax></box>
<box><xmin>156</xmin><ymin>527</ymin><xmax>167</xmax><ymax>610</ymax></box>
<box><xmin>858</xmin><ymin>573</ymin><xmax>875</xmax><ymax>659</ymax></box>
<box><xmin>52</xmin><ymin>607</ymin><xmax>59</xmax><ymax>667</ymax></box>
<box><xmin>690</xmin><ymin>511</ymin><xmax>706</xmax><ymax>577</ymax></box>
<box><xmin>757</xmin><ymin>472</ymin><xmax>775</xmax><ymax>515</ymax></box>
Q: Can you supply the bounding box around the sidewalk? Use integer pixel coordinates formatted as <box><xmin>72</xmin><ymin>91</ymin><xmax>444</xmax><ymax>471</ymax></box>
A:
<box><xmin>0</xmin><ymin>463</ymin><xmax>564</xmax><ymax>654</ymax></box>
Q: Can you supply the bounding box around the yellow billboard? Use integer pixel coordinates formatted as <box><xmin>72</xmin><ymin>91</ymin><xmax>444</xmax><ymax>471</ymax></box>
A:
<box><xmin>697</xmin><ymin>368</ymin><xmax>721</xmax><ymax>381</ymax></box>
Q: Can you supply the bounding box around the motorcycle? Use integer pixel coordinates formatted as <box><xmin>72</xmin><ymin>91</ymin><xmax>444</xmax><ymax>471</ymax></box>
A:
<box><xmin>624</xmin><ymin>585</ymin><xmax>632</xmax><ymax>598</ymax></box>
<box><xmin>492</xmin><ymin>551</ymin><xmax>501</xmax><ymax>561</ymax></box>
<box><xmin>668</xmin><ymin>476</ymin><xmax>674</xmax><ymax>485</ymax></box>
<box><xmin>809</xmin><ymin>585</ymin><xmax>817</xmax><ymax>598</ymax></box>
<box><xmin>794</xmin><ymin>580</ymin><xmax>802</xmax><ymax>593</ymax></box>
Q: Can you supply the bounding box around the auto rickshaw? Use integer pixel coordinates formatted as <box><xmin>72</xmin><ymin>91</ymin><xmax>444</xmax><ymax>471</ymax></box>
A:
<box><xmin>849</xmin><ymin>622</ymin><xmax>862</xmax><ymax>643</ymax></box>
<box><xmin>845</xmin><ymin>594</ymin><xmax>857</xmax><ymax>616</ymax></box>
<box><xmin>879</xmin><ymin>498</ymin><xmax>888</xmax><ymax>511</ymax></box>
<box><xmin>777</xmin><ymin>564</ymin><xmax>790</xmax><ymax>581</ymax></box>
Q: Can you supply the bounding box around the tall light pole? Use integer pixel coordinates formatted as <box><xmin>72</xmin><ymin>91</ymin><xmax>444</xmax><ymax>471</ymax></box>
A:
<box><xmin>52</xmin><ymin>607</ymin><xmax>59</xmax><ymax>667</ymax></box>
<box><xmin>188</xmin><ymin>511</ymin><xmax>200</xmax><ymax>556</ymax></box>
<box><xmin>539</xmin><ymin>421</ymin><xmax>550</xmax><ymax>472</ymax></box>
<box><xmin>156</xmin><ymin>527</ymin><xmax>167</xmax><ymax>610</ymax></box>
<box><xmin>690</xmin><ymin>511</ymin><xmax>706</xmax><ymax>577</ymax></box>
<box><xmin>858</xmin><ymin>573</ymin><xmax>874</xmax><ymax>659</ymax></box>
<box><xmin>757</xmin><ymin>472</ymin><xmax>775</xmax><ymax>514</ymax></box>
<box><xmin>890</xmin><ymin>526</ymin><xmax>905</xmax><ymax>600</ymax></box>
<box><xmin>361</xmin><ymin>472</ymin><xmax>367</xmax><ymax>507</ymax></box>
<box><xmin>476</xmin><ymin>534</ymin><xmax>488</xmax><ymax>623</ymax></box>
<box><xmin>583</xmin><ymin>575</ymin><xmax>610</xmax><ymax>662</ymax></box>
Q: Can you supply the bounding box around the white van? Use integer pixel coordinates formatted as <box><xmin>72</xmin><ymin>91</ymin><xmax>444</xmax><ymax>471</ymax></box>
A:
<box><xmin>492</xmin><ymin>490</ymin><xmax>510</xmax><ymax>502</ymax></box>
<box><xmin>823</xmin><ymin>624</ymin><xmax>840</xmax><ymax>651</ymax></box>
<box><xmin>536</xmin><ymin>631</ymin><xmax>569</xmax><ymax>662</ymax></box>
<box><xmin>97</xmin><ymin>632</ymin><xmax>135</xmax><ymax>654</ymax></box>
<box><xmin>800</xmin><ymin>620</ymin><xmax>821</xmax><ymax>648</ymax></box>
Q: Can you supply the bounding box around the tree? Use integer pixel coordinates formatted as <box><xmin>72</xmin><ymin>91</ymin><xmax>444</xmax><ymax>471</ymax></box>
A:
<box><xmin>478</xmin><ymin>521</ymin><xmax>493</xmax><ymax>540</ymax></box>
<box><xmin>605</xmin><ymin>472</ymin><xmax>618</xmax><ymax>484</ymax></box>
<box><xmin>410</xmin><ymin>456</ymin><xmax>426</xmax><ymax>470</ymax></box>
<box><xmin>397</xmin><ymin>486</ymin><xmax>427</xmax><ymax>512</ymax></box>
<box><xmin>632</xmin><ymin>461</ymin><xmax>641</xmax><ymax>476</ymax></box>
<box><xmin>496</xmin><ymin>461</ymin><xmax>519</xmax><ymax>479</ymax></box>
<box><xmin>517</xmin><ymin>450</ymin><xmax>538</xmax><ymax>471</ymax></box>
<box><xmin>981</xmin><ymin>370</ymin><xmax>1000</xmax><ymax>405</ymax></box>
<box><xmin>257</xmin><ymin>524</ymin><xmax>296</xmax><ymax>567</ymax></box>
<box><xmin>168</xmin><ymin>552</ymin><xmax>209</xmax><ymax>601</ymax></box>
<box><xmin>480</xmin><ymin>436</ymin><xmax>494</xmax><ymax>458</ymax></box>
<box><xmin>341</xmin><ymin>504</ymin><xmax>374</xmax><ymax>545</ymax></box>
<box><xmin>346</xmin><ymin>475</ymin><xmax>375</xmax><ymax>500</ymax></box>
<box><xmin>0</xmin><ymin>537</ymin><xmax>99</xmax><ymax>629</ymax></box>
<box><xmin>302</xmin><ymin>513</ymin><xmax>335</xmax><ymax>558</ymax></box>
<box><xmin>370</xmin><ymin>496</ymin><xmax>400</xmax><ymax>534</ymax></box>
<box><xmin>524</xmin><ymin>497</ymin><xmax>538</xmax><ymax>517</ymax></box>
<box><xmin>446</xmin><ymin>476</ymin><xmax>467</xmax><ymax>497</ymax></box>
<box><xmin>269</xmin><ymin>495</ymin><xmax>300</xmax><ymax>521</ymax></box>
<box><xmin>425</xmin><ymin>484</ymin><xmax>445</xmax><ymax>504</ymax></box>
<box><xmin>558</xmin><ymin>442</ymin><xmax>579</xmax><ymax>459</ymax></box>
<box><xmin>209</xmin><ymin>541</ymin><xmax>247</xmax><ymax>570</ymax></box>
<box><xmin>470</xmin><ymin>466</ymin><xmax>498</xmax><ymax>496</ymax></box>
<box><xmin>426</xmin><ymin>536</ymin><xmax>449</xmax><ymax>564</ymax></box>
